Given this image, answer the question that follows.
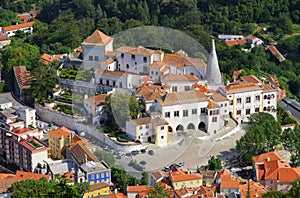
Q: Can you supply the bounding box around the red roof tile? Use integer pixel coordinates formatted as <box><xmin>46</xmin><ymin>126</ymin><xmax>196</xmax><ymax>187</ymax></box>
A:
<box><xmin>48</xmin><ymin>126</ymin><xmax>72</xmax><ymax>140</ymax></box>
<box><xmin>3</xmin><ymin>22</ymin><xmax>34</xmax><ymax>32</ymax></box>
<box><xmin>253</xmin><ymin>151</ymin><xmax>282</xmax><ymax>163</ymax></box>
<box><xmin>16</xmin><ymin>170</ymin><xmax>50</xmax><ymax>181</ymax></box>
<box><xmin>225</xmin><ymin>39</ymin><xmax>247</xmax><ymax>46</ymax></box>
<box><xmin>13</xmin><ymin>66</ymin><xmax>34</xmax><ymax>90</ymax></box>
<box><xmin>84</xmin><ymin>94</ymin><xmax>107</xmax><ymax>106</ymax></box>
<box><xmin>127</xmin><ymin>185</ymin><xmax>148</xmax><ymax>192</ymax></box>
<box><xmin>82</xmin><ymin>30</ymin><xmax>112</xmax><ymax>46</ymax></box>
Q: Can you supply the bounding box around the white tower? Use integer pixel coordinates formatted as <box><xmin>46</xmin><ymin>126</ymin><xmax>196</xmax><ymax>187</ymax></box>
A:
<box><xmin>206</xmin><ymin>39</ymin><xmax>222</xmax><ymax>87</ymax></box>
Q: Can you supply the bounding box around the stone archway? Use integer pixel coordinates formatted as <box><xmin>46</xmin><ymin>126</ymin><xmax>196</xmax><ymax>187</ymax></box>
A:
<box><xmin>187</xmin><ymin>123</ymin><xmax>195</xmax><ymax>130</ymax></box>
<box><xmin>176</xmin><ymin>125</ymin><xmax>184</xmax><ymax>132</ymax></box>
<box><xmin>198</xmin><ymin>122</ymin><xmax>206</xmax><ymax>130</ymax></box>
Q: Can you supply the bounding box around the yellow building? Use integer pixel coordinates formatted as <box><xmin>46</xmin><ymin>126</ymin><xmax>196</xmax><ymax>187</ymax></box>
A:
<box><xmin>169</xmin><ymin>168</ymin><xmax>203</xmax><ymax>190</ymax></box>
<box><xmin>84</xmin><ymin>182</ymin><xmax>110</xmax><ymax>198</ymax></box>
<box><xmin>48</xmin><ymin>126</ymin><xmax>73</xmax><ymax>159</ymax></box>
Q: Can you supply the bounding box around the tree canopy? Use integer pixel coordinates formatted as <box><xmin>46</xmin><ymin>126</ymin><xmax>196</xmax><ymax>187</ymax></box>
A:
<box><xmin>11</xmin><ymin>177</ymin><xmax>89</xmax><ymax>198</ymax></box>
<box><xmin>236</xmin><ymin>112</ymin><xmax>282</xmax><ymax>164</ymax></box>
<box><xmin>208</xmin><ymin>156</ymin><xmax>223</xmax><ymax>170</ymax></box>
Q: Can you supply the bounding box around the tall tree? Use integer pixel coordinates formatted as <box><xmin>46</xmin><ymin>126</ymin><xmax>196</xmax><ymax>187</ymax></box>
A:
<box><xmin>148</xmin><ymin>183</ymin><xmax>169</xmax><ymax>198</ymax></box>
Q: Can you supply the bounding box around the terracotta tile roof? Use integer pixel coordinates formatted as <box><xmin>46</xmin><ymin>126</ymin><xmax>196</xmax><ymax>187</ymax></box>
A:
<box><xmin>239</xmin><ymin>180</ymin><xmax>266</xmax><ymax>198</ymax></box>
<box><xmin>12</xmin><ymin>127</ymin><xmax>34</xmax><ymax>134</ymax></box>
<box><xmin>138</xmin><ymin>187</ymin><xmax>153</xmax><ymax>198</ymax></box>
<box><xmin>0</xmin><ymin>173</ymin><xmax>16</xmax><ymax>180</ymax></box>
<box><xmin>174</xmin><ymin>188</ymin><xmax>189</xmax><ymax>197</ymax></box>
<box><xmin>160</xmin><ymin>66</ymin><xmax>169</xmax><ymax>73</ymax></box>
<box><xmin>149</xmin><ymin>61</ymin><xmax>166</xmax><ymax>69</ymax></box>
<box><xmin>158</xmin><ymin>90</ymin><xmax>207</xmax><ymax>106</ymax></box>
<box><xmin>18</xmin><ymin>14</ymin><xmax>31</xmax><ymax>22</ymax></box>
<box><xmin>162</xmin><ymin>54</ymin><xmax>206</xmax><ymax>69</ymax></box>
<box><xmin>16</xmin><ymin>170</ymin><xmax>50</xmax><ymax>181</ymax></box>
<box><xmin>3</xmin><ymin>22</ymin><xmax>34</xmax><ymax>32</ymax></box>
<box><xmin>281</xmin><ymin>123</ymin><xmax>296</xmax><ymax>127</ymax></box>
<box><xmin>109</xmin><ymin>193</ymin><xmax>127</xmax><ymax>198</ymax></box>
<box><xmin>84</xmin><ymin>94</ymin><xmax>107</xmax><ymax>106</ymax></box>
<box><xmin>94</xmin><ymin>68</ymin><xmax>129</xmax><ymax>77</ymax></box>
<box><xmin>207</xmin><ymin>99</ymin><xmax>220</xmax><ymax>109</ymax></box>
<box><xmin>68</xmin><ymin>140</ymin><xmax>99</xmax><ymax>164</ymax></box>
<box><xmin>40</xmin><ymin>53</ymin><xmax>62</xmax><ymax>65</ymax></box>
<box><xmin>151</xmin><ymin>171</ymin><xmax>165</xmax><ymax>181</ymax></box>
<box><xmin>263</xmin><ymin>84</ymin><xmax>276</xmax><ymax>92</ymax></box>
<box><xmin>48</xmin><ymin>126</ymin><xmax>72</xmax><ymax>140</ymax></box>
<box><xmin>232</xmin><ymin>69</ymin><xmax>243</xmax><ymax>79</ymax></box>
<box><xmin>13</xmin><ymin>66</ymin><xmax>34</xmax><ymax>90</ymax></box>
<box><xmin>267</xmin><ymin>45</ymin><xmax>285</xmax><ymax>62</ymax></box>
<box><xmin>0</xmin><ymin>32</ymin><xmax>10</xmax><ymax>41</ymax></box>
<box><xmin>175</xmin><ymin>49</ymin><xmax>188</xmax><ymax>57</ymax></box>
<box><xmin>128</xmin><ymin>46</ymin><xmax>158</xmax><ymax>57</ymax></box>
<box><xmin>116</xmin><ymin>46</ymin><xmax>135</xmax><ymax>52</ymax></box>
<box><xmin>225</xmin><ymin>39</ymin><xmax>247</xmax><ymax>46</ymax></box>
<box><xmin>135</xmin><ymin>83</ymin><xmax>166</xmax><ymax>101</ymax></box>
<box><xmin>240</xmin><ymin>75</ymin><xmax>262</xmax><ymax>84</ymax></box>
<box><xmin>215</xmin><ymin>169</ymin><xmax>231</xmax><ymax>181</ymax></box>
<box><xmin>130</xmin><ymin>117</ymin><xmax>168</xmax><ymax>126</ymax></box>
<box><xmin>224</xmin><ymin>82</ymin><xmax>262</xmax><ymax>94</ymax></box>
<box><xmin>211</xmin><ymin>93</ymin><xmax>228</xmax><ymax>102</ymax></box>
<box><xmin>161</xmin><ymin>73</ymin><xmax>199</xmax><ymax>82</ymax></box>
<box><xmin>278</xmin><ymin>167</ymin><xmax>300</xmax><ymax>183</ymax></box>
<box><xmin>100</xmin><ymin>58</ymin><xmax>115</xmax><ymax>65</ymax></box>
<box><xmin>247</xmin><ymin>35</ymin><xmax>257</xmax><ymax>40</ymax></box>
<box><xmin>171</xmin><ymin>173</ymin><xmax>202</xmax><ymax>182</ymax></box>
<box><xmin>75</xmin><ymin>47</ymin><xmax>83</xmax><ymax>52</ymax></box>
<box><xmin>220</xmin><ymin>179</ymin><xmax>239</xmax><ymax>189</ymax></box>
<box><xmin>266</xmin><ymin>76</ymin><xmax>279</xmax><ymax>87</ymax></box>
<box><xmin>105</xmin><ymin>51</ymin><xmax>116</xmax><ymax>56</ymax></box>
<box><xmin>127</xmin><ymin>185</ymin><xmax>148</xmax><ymax>192</ymax></box>
<box><xmin>140</xmin><ymin>76</ymin><xmax>152</xmax><ymax>82</ymax></box>
<box><xmin>198</xmin><ymin>185</ymin><xmax>216</xmax><ymax>197</ymax></box>
<box><xmin>185</xmin><ymin>57</ymin><xmax>206</xmax><ymax>67</ymax></box>
<box><xmin>0</xmin><ymin>174</ymin><xmax>17</xmax><ymax>193</ymax></box>
<box><xmin>253</xmin><ymin>151</ymin><xmax>282</xmax><ymax>163</ymax></box>
<box><xmin>82</xmin><ymin>30</ymin><xmax>112</xmax><ymax>46</ymax></box>
<box><xmin>89</xmin><ymin>182</ymin><xmax>110</xmax><ymax>191</ymax></box>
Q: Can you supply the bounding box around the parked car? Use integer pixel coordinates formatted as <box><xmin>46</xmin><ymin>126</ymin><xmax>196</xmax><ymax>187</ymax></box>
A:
<box><xmin>148</xmin><ymin>150</ymin><xmax>154</xmax><ymax>155</ymax></box>
<box><xmin>163</xmin><ymin>166</ymin><xmax>171</xmax><ymax>172</ymax></box>
<box><xmin>178</xmin><ymin>162</ymin><xmax>185</xmax><ymax>167</ymax></box>
<box><xmin>140</xmin><ymin>149</ymin><xmax>146</xmax><ymax>154</ymax></box>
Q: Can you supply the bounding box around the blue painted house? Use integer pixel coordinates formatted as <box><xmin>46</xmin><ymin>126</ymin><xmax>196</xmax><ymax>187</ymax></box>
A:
<box><xmin>80</xmin><ymin>161</ymin><xmax>111</xmax><ymax>185</ymax></box>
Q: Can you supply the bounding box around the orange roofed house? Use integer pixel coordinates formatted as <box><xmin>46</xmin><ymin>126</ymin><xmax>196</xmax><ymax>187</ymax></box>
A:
<box><xmin>13</xmin><ymin>66</ymin><xmax>34</xmax><ymax>103</ymax></box>
<box><xmin>48</xmin><ymin>126</ymin><xmax>78</xmax><ymax>159</ymax></box>
<box><xmin>168</xmin><ymin>168</ymin><xmax>203</xmax><ymax>190</ymax></box>
<box><xmin>253</xmin><ymin>151</ymin><xmax>300</xmax><ymax>192</ymax></box>
<box><xmin>1</xmin><ymin>22</ymin><xmax>34</xmax><ymax>37</ymax></box>
<box><xmin>83</xmin><ymin>94</ymin><xmax>107</xmax><ymax>120</ymax></box>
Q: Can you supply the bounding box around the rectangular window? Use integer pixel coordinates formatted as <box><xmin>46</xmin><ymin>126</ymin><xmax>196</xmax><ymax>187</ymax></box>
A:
<box><xmin>88</xmin><ymin>56</ymin><xmax>93</xmax><ymax>61</ymax></box>
<box><xmin>201</xmin><ymin>108</ymin><xmax>206</xmax><ymax>114</ymax></box>
<box><xmin>139</xmin><ymin>126</ymin><xmax>143</xmax><ymax>130</ymax></box>
<box><xmin>174</xmin><ymin>111</ymin><xmax>179</xmax><ymax>117</ymax></box>
<box><xmin>246</xmin><ymin>97</ymin><xmax>251</xmax><ymax>103</ymax></box>
<box><xmin>165</xmin><ymin>112</ymin><xmax>170</xmax><ymax>118</ymax></box>
<box><xmin>225</xmin><ymin>103</ymin><xmax>227</xmax><ymax>107</ymax></box>
<box><xmin>256</xmin><ymin>95</ymin><xmax>260</xmax><ymax>101</ymax></box>
<box><xmin>237</xmin><ymin>110</ymin><xmax>241</xmax><ymax>115</ymax></box>
<box><xmin>246</xmin><ymin>109</ymin><xmax>251</xmax><ymax>115</ymax></box>
<box><xmin>184</xmin><ymin>86</ymin><xmax>190</xmax><ymax>91</ymax></box>
<box><xmin>160</xmin><ymin>126</ymin><xmax>164</xmax><ymax>130</ymax></box>
<box><xmin>192</xmin><ymin>109</ymin><xmax>197</xmax><ymax>114</ymax></box>
<box><xmin>172</xmin><ymin>86</ymin><xmax>178</xmax><ymax>92</ymax></box>
<box><xmin>143</xmin><ymin>57</ymin><xmax>147</xmax><ymax>63</ymax></box>
<box><xmin>212</xmin><ymin>117</ymin><xmax>217</xmax><ymax>122</ymax></box>
<box><xmin>230</xmin><ymin>100</ymin><xmax>233</xmax><ymax>105</ymax></box>
<box><xmin>255</xmin><ymin>107</ymin><xmax>259</xmax><ymax>112</ymax></box>
<box><xmin>113</xmin><ymin>81</ymin><xmax>116</xmax><ymax>87</ymax></box>
<box><xmin>237</xmin><ymin>98</ymin><xmax>242</xmax><ymax>104</ymax></box>
<box><xmin>146</xmin><ymin>124</ymin><xmax>149</xmax><ymax>129</ymax></box>
<box><xmin>94</xmin><ymin>56</ymin><xmax>99</xmax><ymax>61</ymax></box>
<box><xmin>151</xmin><ymin>71</ymin><xmax>154</xmax><ymax>75</ymax></box>
<box><xmin>183</xmin><ymin>110</ymin><xmax>188</xmax><ymax>117</ymax></box>
<box><xmin>131</xmin><ymin>54</ymin><xmax>135</xmax><ymax>60</ymax></box>
<box><xmin>121</xmin><ymin>53</ymin><xmax>124</xmax><ymax>58</ymax></box>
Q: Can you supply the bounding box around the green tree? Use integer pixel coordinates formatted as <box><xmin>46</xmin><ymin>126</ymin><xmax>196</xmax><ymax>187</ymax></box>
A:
<box><xmin>236</xmin><ymin>113</ymin><xmax>281</xmax><ymax>164</ymax></box>
<box><xmin>11</xmin><ymin>177</ymin><xmax>88</xmax><ymax>198</ymax></box>
<box><xmin>93</xmin><ymin>150</ymin><xmax>115</xmax><ymax>166</ymax></box>
<box><xmin>140</xmin><ymin>172</ymin><xmax>149</xmax><ymax>185</ymax></box>
<box><xmin>104</xmin><ymin>92</ymin><xmax>144</xmax><ymax>128</ymax></box>
<box><xmin>208</xmin><ymin>156</ymin><xmax>223</xmax><ymax>170</ymax></box>
<box><xmin>281</xmin><ymin>128</ymin><xmax>300</xmax><ymax>165</ymax></box>
<box><xmin>262</xmin><ymin>190</ymin><xmax>285</xmax><ymax>198</ymax></box>
<box><xmin>26</xmin><ymin>63</ymin><xmax>58</xmax><ymax>105</ymax></box>
<box><xmin>111</xmin><ymin>166</ymin><xmax>139</xmax><ymax>192</ymax></box>
<box><xmin>148</xmin><ymin>183</ymin><xmax>168</xmax><ymax>198</ymax></box>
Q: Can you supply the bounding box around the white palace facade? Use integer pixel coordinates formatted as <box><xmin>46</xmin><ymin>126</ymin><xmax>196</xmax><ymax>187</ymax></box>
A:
<box><xmin>80</xmin><ymin>30</ymin><xmax>278</xmax><ymax>147</ymax></box>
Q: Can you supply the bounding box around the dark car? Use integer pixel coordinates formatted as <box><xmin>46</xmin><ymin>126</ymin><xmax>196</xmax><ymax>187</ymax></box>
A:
<box><xmin>140</xmin><ymin>149</ymin><xmax>146</xmax><ymax>154</ymax></box>
<box><xmin>148</xmin><ymin>150</ymin><xmax>154</xmax><ymax>155</ymax></box>
<box><xmin>131</xmin><ymin>150</ymin><xmax>139</xmax><ymax>156</ymax></box>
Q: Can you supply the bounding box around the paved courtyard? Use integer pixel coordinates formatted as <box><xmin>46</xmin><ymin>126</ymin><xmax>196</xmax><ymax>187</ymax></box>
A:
<box><xmin>115</xmin><ymin>119</ymin><xmax>248</xmax><ymax>175</ymax></box>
